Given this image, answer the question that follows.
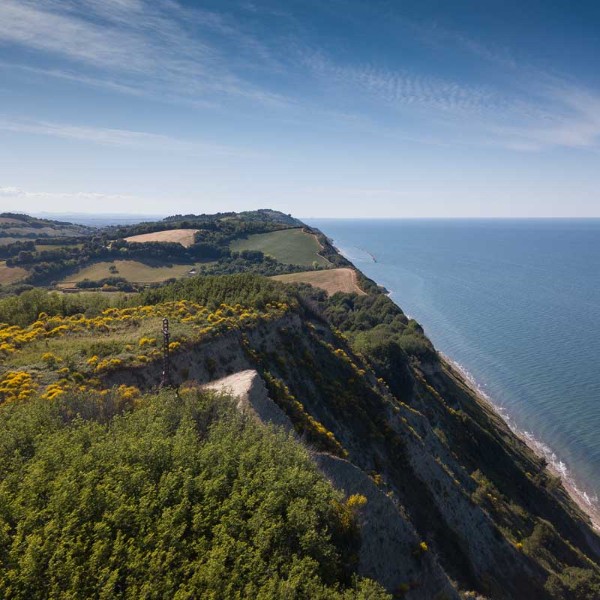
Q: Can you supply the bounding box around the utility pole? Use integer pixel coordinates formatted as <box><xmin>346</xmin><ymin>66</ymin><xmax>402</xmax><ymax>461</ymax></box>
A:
<box><xmin>160</xmin><ymin>317</ymin><xmax>172</xmax><ymax>388</ymax></box>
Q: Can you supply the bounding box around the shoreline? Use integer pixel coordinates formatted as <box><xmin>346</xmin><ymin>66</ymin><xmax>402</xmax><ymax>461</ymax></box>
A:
<box><xmin>441</xmin><ymin>352</ymin><xmax>600</xmax><ymax>531</ymax></box>
<box><xmin>328</xmin><ymin>238</ymin><xmax>600</xmax><ymax>532</ymax></box>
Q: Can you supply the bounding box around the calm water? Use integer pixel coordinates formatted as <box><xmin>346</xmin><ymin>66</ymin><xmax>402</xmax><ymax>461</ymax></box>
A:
<box><xmin>308</xmin><ymin>219</ymin><xmax>600</xmax><ymax>509</ymax></box>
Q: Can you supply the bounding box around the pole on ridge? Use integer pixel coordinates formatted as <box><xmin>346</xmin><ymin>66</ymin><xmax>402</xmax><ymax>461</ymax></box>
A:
<box><xmin>160</xmin><ymin>317</ymin><xmax>172</xmax><ymax>388</ymax></box>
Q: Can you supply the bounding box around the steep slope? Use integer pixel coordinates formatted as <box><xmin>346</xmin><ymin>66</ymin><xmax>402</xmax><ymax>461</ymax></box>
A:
<box><xmin>95</xmin><ymin>274</ymin><xmax>600</xmax><ymax>599</ymax></box>
<box><xmin>1</xmin><ymin>233</ymin><xmax>599</xmax><ymax>599</ymax></box>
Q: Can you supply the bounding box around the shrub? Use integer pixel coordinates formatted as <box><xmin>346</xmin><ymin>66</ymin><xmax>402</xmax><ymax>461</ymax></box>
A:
<box><xmin>0</xmin><ymin>389</ymin><xmax>389</xmax><ymax>599</ymax></box>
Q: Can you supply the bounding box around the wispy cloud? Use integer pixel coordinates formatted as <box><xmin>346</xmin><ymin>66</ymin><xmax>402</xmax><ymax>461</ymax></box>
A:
<box><xmin>302</xmin><ymin>43</ymin><xmax>600</xmax><ymax>152</ymax></box>
<box><xmin>0</xmin><ymin>0</ymin><xmax>288</xmax><ymax>107</ymax></box>
<box><xmin>302</xmin><ymin>50</ymin><xmax>504</xmax><ymax>116</ymax></box>
<box><xmin>0</xmin><ymin>185</ymin><xmax>137</xmax><ymax>204</ymax></box>
<box><xmin>0</xmin><ymin>117</ymin><xmax>259</xmax><ymax>157</ymax></box>
<box><xmin>2</xmin><ymin>0</ymin><xmax>600</xmax><ymax>153</ymax></box>
<box><xmin>489</xmin><ymin>85</ymin><xmax>600</xmax><ymax>151</ymax></box>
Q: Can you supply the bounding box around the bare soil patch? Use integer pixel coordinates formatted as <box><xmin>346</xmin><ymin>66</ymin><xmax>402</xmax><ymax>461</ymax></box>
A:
<box><xmin>124</xmin><ymin>229</ymin><xmax>198</xmax><ymax>247</ymax></box>
<box><xmin>0</xmin><ymin>262</ymin><xmax>28</xmax><ymax>284</ymax></box>
<box><xmin>272</xmin><ymin>267</ymin><xmax>365</xmax><ymax>295</ymax></box>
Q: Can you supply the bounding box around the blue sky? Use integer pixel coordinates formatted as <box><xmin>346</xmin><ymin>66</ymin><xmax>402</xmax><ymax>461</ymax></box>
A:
<box><xmin>1</xmin><ymin>0</ymin><xmax>599</xmax><ymax>217</ymax></box>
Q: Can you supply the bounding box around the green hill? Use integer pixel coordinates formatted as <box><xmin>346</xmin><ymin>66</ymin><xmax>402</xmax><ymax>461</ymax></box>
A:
<box><xmin>0</xmin><ymin>213</ymin><xmax>599</xmax><ymax>599</ymax></box>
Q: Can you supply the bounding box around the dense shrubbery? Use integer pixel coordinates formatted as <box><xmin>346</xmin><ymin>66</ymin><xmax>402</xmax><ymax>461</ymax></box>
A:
<box><xmin>545</xmin><ymin>567</ymin><xmax>600</xmax><ymax>600</ymax></box>
<box><xmin>199</xmin><ymin>251</ymin><xmax>308</xmax><ymax>277</ymax></box>
<box><xmin>299</xmin><ymin>289</ymin><xmax>436</xmax><ymax>363</ymax></box>
<box><xmin>0</xmin><ymin>288</ymin><xmax>121</xmax><ymax>327</ymax></box>
<box><xmin>75</xmin><ymin>277</ymin><xmax>137</xmax><ymax>292</ymax></box>
<box><xmin>0</xmin><ymin>388</ymin><xmax>388</xmax><ymax>599</ymax></box>
<box><xmin>0</xmin><ymin>241</ymin><xmax>36</xmax><ymax>259</ymax></box>
<box><xmin>140</xmin><ymin>273</ymin><xmax>296</xmax><ymax>311</ymax></box>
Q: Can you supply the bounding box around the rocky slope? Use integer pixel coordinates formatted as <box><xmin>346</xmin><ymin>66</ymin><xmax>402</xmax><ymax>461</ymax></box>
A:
<box><xmin>103</xmin><ymin>294</ymin><xmax>600</xmax><ymax>599</ymax></box>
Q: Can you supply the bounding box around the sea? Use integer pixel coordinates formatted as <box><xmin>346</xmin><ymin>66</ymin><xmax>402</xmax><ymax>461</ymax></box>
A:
<box><xmin>307</xmin><ymin>218</ymin><xmax>600</xmax><ymax>515</ymax></box>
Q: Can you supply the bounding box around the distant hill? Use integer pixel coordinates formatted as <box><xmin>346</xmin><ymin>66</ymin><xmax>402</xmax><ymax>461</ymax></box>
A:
<box><xmin>0</xmin><ymin>213</ymin><xmax>93</xmax><ymax>245</ymax></box>
<box><xmin>0</xmin><ymin>209</ymin><xmax>323</xmax><ymax>292</ymax></box>
<box><xmin>163</xmin><ymin>208</ymin><xmax>303</xmax><ymax>227</ymax></box>
<box><xmin>0</xmin><ymin>211</ymin><xmax>599</xmax><ymax>598</ymax></box>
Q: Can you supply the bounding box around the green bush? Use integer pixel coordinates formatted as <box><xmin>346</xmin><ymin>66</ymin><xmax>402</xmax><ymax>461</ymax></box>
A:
<box><xmin>545</xmin><ymin>567</ymin><xmax>600</xmax><ymax>600</ymax></box>
<box><xmin>0</xmin><ymin>389</ymin><xmax>388</xmax><ymax>599</ymax></box>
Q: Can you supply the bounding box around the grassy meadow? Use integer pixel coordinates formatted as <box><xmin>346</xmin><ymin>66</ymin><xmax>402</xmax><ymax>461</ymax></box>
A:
<box><xmin>230</xmin><ymin>228</ymin><xmax>330</xmax><ymax>267</ymax></box>
<box><xmin>58</xmin><ymin>260</ymin><xmax>210</xmax><ymax>286</ymax></box>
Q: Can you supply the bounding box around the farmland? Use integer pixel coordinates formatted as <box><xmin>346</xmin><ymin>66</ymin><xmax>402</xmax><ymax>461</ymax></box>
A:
<box><xmin>35</xmin><ymin>243</ymin><xmax>84</xmax><ymax>252</ymax></box>
<box><xmin>230</xmin><ymin>228</ymin><xmax>329</xmax><ymax>267</ymax></box>
<box><xmin>272</xmin><ymin>267</ymin><xmax>365</xmax><ymax>295</ymax></box>
<box><xmin>58</xmin><ymin>260</ymin><xmax>208</xmax><ymax>286</ymax></box>
<box><xmin>124</xmin><ymin>229</ymin><xmax>198</xmax><ymax>247</ymax></box>
<box><xmin>0</xmin><ymin>262</ymin><xmax>28</xmax><ymax>285</ymax></box>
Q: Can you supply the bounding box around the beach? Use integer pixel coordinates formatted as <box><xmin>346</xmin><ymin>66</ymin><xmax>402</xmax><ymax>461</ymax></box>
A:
<box><xmin>443</xmin><ymin>354</ymin><xmax>600</xmax><ymax>531</ymax></box>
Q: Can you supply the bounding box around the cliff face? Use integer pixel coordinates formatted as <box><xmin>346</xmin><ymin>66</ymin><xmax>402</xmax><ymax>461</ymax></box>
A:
<box><xmin>105</xmin><ymin>304</ymin><xmax>600</xmax><ymax>599</ymax></box>
<box><xmin>3</xmin><ymin>212</ymin><xmax>598</xmax><ymax>598</ymax></box>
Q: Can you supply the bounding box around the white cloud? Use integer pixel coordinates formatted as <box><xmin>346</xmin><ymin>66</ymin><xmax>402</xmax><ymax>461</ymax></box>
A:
<box><xmin>2</xmin><ymin>0</ymin><xmax>600</xmax><ymax>154</ymax></box>
<box><xmin>490</xmin><ymin>86</ymin><xmax>600</xmax><ymax>151</ymax></box>
<box><xmin>0</xmin><ymin>117</ymin><xmax>259</xmax><ymax>157</ymax></box>
<box><xmin>0</xmin><ymin>187</ymin><xmax>23</xmax><ymax>197</ymax></box>
<box><xmin>0</xmin><ymin>0</ymin><xmax>288</xmax><ymax>107</ymax></box>
<box><xmin>0</xmin><ymin>186</ymin><xmax>171</xmax><ymax>216</ymax></box>
<box><xmin>0</xmin><ymin>186</ymin><xmax>135</xmax><ymax>201</ymax></box>
<box><xmin>302</xmin><ymin>50</ymin><xmax>503</xmax><ymax>116</ymax></box>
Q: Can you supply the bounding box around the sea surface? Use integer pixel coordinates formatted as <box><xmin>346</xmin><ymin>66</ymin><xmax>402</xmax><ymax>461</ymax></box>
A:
<box><xmin>307</xmin><ymin>218</ymin><xmax>600</xmax><ymax>511</ymax></box>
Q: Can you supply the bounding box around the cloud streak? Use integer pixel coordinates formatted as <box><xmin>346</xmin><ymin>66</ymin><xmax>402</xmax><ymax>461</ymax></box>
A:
<box><xmin>0</xmin><ymin>117</ymin><xmax>260</xmax><ymax>157</ymax></box>
<box><xmin>0</xmin><ymin>0</ymin><xmax>288</xmax><ymax>108</ymax></box>
<box><xmin>0</xmin><ymin>186</ymin><xmax>135</xmax><ymax>202</ymax></box>
<box><xmin>2</xmin><ymin>0</ymin><xmax>600</xmax><ymax>153</ymax></box>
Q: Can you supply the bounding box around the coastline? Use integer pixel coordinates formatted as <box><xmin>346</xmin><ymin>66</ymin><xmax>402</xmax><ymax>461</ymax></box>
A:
<box><xmin>441</xmin><ymin>353</ymin><xmax>600</xmax><ymax>531</ymax></box>
<box><xmin>328</xmin><ymin>238</ymin><xmax>600</xmax><ymax>532</ymax></box>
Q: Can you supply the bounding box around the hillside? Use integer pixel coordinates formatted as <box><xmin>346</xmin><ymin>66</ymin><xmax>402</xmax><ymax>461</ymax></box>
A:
<box><xmin>0</xmin><ymin>210</ymin><xmax>325</xmax><ymax>293</ymax></box>
<box><xmin>0</xmin><ymin>213</ymin><xmax>92</xmax><ymax>244</ymax></box>
<box><xmin>0</xmin><ymin>213</ymin><xmax>599</xmax><ymax>599</ymax></box>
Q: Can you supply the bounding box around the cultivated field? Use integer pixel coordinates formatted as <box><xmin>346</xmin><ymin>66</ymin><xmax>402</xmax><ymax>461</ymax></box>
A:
<box><xmin>230</xmin><ymin>229</ymin><xmax>329</xmax><ymax>267</ymax></box>
<box><xmin>58</xmin><ymin>260</ymin><xmax>207</xmax><ymax>286</ymax></box>
<box><xmin>272</xmin><ymin>268</ymin><xmax>364</xmax><ymax>296</ymax></box>
<box><xmin>36</xmin><ymin>243</ymin><xmax>84</xmax><ymax>252</ymax></box>
<box><xmin>124</xmin><ymin>229</ymin><xmax>198</xmax><ymax>247</ymax></box>
<box><xmin>0</xmin><ymin>262</ymin><xmax>28</xmax><ymax>285</ymax></box>
<box><xmin>0</xmin><ymin>238</ymin><xmax>21</xmax><ymax>246</ymax></box>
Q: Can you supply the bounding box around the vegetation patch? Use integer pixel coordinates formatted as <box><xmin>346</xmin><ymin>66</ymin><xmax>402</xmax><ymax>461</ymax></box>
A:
<box><xmin>0</xmin><ymin>388</ymin><xmax>387</xmax><ymax>599</ymax></box>
<box><xmin>58</xmin><ymin>260</ymin><xmax>207</xmax><ymax>286</ymax></box>
<box><xmin>231</xmin><ymin>228</ymin><xmax>330</xmax><ymax>267</ymax></box>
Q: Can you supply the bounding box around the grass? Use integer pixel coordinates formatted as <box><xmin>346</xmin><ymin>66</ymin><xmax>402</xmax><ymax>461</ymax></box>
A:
<box><xmin>230</xmin><ymin>228</ymin><xmax>329</xmax><ymax>267</ymax></box>
<box><xmin>58</xmin><ymin>260</ymin><xmax>210</xmax><ymax>286</ymax></box>
<box><xmin>0</xmin><ymin>237</ymin><xmax>23</xmax><ymax>246</ymax></box>
<box><xmin>36</xmin><ymin>243</ymin><xmax>84</xmax><ymax>252</ymax></box>
<box><xmin>0</xmin><ymin>261</ymin><xmax>28</xmax><ymax>285</ymax></box>
<box><xmin>272</xmin><ymin>268</ymin><xmax>365</xmax><ymax>296</ymax></box>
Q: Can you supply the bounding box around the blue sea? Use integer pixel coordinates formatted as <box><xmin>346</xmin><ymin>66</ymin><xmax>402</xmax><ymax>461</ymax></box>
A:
<box><xmin>307</xmin><ymin>219</ymin><xmax>600</xmax><ymax>515</ymax></box>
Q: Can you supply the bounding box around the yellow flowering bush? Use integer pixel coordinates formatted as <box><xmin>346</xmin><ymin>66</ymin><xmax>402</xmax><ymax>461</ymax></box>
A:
<box><xmin>41</xmin><ymin>383</ymin><xmax>67</xmax><ymax>401</ymax></box>
<box><xmin>96</xmin><ymin>358</ymin><xmax>124</xmax><ymax>372</ymax></box>
<box><xmin>0</xmin><ymin>299</ymin><xmax>291</xmax><ymax>404</ymax></box>
<box><xmin>0</xmin><ymin>371</ymin><xmax>37</xmax><ymax>403</ymax></box>
<box><xmin>42</xmin><ymin>352</ymin><xmax>62</xmax><ymax>369</ymax></box>
<box><xmin>138</xmin><ymin>337</ymin><xmax>157</xmax><ymax>348</ymax></box>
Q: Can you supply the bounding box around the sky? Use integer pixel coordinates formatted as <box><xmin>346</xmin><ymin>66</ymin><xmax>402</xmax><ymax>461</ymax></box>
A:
<box><xmin>1</xmin><ymin>0</ymin><xmax>600</xmax><ymax>218</ymax></box>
